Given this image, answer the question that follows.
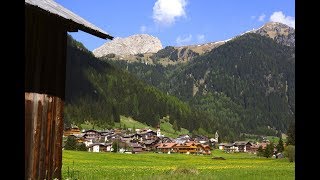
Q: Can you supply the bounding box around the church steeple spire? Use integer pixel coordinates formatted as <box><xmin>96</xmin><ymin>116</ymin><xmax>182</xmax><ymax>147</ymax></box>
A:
<box><xmin>215</xmin><ymin>131</ymin><xmax>219</xmax><ymax>141</ymax></box>
<box><xmin>156</xmin><ymin>123</ymin><xmax>161</xmax><ymax>137</ymax></box>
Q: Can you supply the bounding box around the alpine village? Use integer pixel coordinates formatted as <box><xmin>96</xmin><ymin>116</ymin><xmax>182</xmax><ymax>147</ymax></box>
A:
<box><xmin>25</xmin><ymin>0</ymin><xmax>295</xmax><ymax>179</ymax></box>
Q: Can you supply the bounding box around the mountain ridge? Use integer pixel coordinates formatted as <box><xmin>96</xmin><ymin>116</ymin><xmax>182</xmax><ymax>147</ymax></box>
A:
<box><xmin>93</xmin><ymin>34</ymin><xmax>163</xmax><ymax>58</ymax></box>
<box><xmin>106</xmin><ymin>32</ymin><xmax>295</xmax><ymax>137</ymax></box>
<box><xmin>95</xmin><ymin>22</ymin><xmax>294</xmax><ymax>65</ymax></box>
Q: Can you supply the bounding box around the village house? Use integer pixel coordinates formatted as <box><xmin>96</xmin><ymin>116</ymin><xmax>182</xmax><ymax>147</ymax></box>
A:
<box><xmin>223</xmin><ymin>143</ymin><xmax>237</xmax><ymax>153</ymax></box>
<box><xmin>175</xmin><ymin>142</ymin><xmax>198</xmax><ymax>154</ymax></box>
<box><xmin>218</xmin><ymin>143</ymin><xmax>227</xmax><ymax>150</ymax></box>
<box><xmin>143</xmin><ymin>139</ymin><xmax>159</xmax><ymax>151</ymax></box>
<box><xmin>193</xmin><ymin>135</ymin><xmax>209</xmax><ymax>144</ymax></box>
<box><xmin>63</xmin><ymin>126</ymin><xmax>81</xmax><ymax>136</ymax></box>
<box><xmin>139</xmin><ymin>130</ymin><xmax>158</xmax><ymax>140</ymax></box>
<box><xmin>121</xmin><ymin>134</ymin><xmax>135</xmax><ymax>143</ymax></box>
<box><xmin>160</xmin><ymin>137</ymin><xmax>174</xmax><ymax>143</ymax></box>
<box><xmin>196</xmin><ymin>144</ymin><xmax>212</xmax><ymax>155</ymax></box>
<box><xmin>132</xmin><ymin>133</ymin><xmax>143</xmax><ymax>142</ymax></box>
<box><xmin>88</xmin><ymin>143</ymin><xmax>112</xmax><ymax>152</ymax></box>
<box><xmin>234</xmin><ymin>141</ymin><xmax>253</xmax><ymax>152</ymax></box>
<box><xmin>128</xmin><ymin>143</ymin><xmax>144</xmax><ymax>153</ymax></box>
<box><xmin>83</xmin><ymin>129</ymin><xmax>100</xmax><ymax>140</ymax></box>
<box><xmin>112</xmin><ymin>136</ymin><xmax>125</xmax><ymax>143</ymax></box>
<box><xmin>249</xmin><ymin>144</ymin><xmax>260</xmax><ymax>154</ymax></box>
<box><xmin>257</xmin><ymin>142</ymin><xmax>269</xmax><ymax>149</ymax></box>
<box><xmin>178</xmin><ymin>134</ymin><xmax>191</xmax><ymax>139</ymax></box>
<box><xmin>84</xmin><ymin>139</ymin><xmax>93</xmax><ymax>147</ymax></box>
<box><xmin>219</xmin><ymin>141</ymin><xmax>254</xmax><ymax>153</ymax></box>
<box><xmin>105</xmin><ymin>133</ymin><xmax>122</xmax><ymax>142</ymax></box>
<box><xmin>175</xmin><ymin>137</ymin><xmax>189</xmax><ymax>144</ymax></box>
<box><xmin>100</xmin><ymin>130</ymin><xmax>112</xmax><ymax>136</ymax></box>
<box><xmin>157</xmin><ymin>143</ymin><xmax>177</xmax><ymax>153</ymax></box>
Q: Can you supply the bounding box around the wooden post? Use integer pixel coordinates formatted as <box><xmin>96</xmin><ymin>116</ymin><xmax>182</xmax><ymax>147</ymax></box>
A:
<box><xmin>25</xmin><ymin>6</ymin><xmax>67</xmax><ymax>180</ymax></box>
<box><xmin>25</xmin><ymin>93</ymin><xmax>64</xmax><ymax>179</ymax></box>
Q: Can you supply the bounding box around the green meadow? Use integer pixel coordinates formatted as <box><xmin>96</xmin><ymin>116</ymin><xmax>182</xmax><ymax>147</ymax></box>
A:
<box><xmin>62</xmin><ymin>150</ymin><xmax>294</xmax><ymax>180</ymax></box>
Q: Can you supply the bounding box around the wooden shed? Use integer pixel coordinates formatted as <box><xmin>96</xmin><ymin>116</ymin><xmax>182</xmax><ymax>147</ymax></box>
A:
<box><xmin>25</xmin><ymin>0</ymin><xmax>113</xmax><ymax>179</ymax></box>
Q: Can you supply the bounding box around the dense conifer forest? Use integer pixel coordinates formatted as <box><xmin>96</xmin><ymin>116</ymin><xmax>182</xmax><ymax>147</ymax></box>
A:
<box><xmin>65</xmin><ymin>33</ymin><xmax>295</xmax><ymax>141</ymax></box>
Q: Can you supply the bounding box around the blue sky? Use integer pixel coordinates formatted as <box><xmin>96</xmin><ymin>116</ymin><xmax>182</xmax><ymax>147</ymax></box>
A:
<box><xmin>56</xmin><ymin>0</ymin><xmax>295</xmax><ymax>51</ymax></box>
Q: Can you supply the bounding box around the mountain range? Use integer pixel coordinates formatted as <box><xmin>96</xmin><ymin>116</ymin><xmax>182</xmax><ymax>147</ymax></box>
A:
<box><xmin>94</xmin><ymin>22</ymin><xmax>294</xmax><ymax>65</ymax></box>
<box><xmin>65</xmin><ymin>22</ymin><xmax>295</xmax><ymax>141</ymax></box>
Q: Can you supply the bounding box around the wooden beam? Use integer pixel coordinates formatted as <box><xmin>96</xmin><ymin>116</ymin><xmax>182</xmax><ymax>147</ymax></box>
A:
<box><xmin>25</xmin><ymin>93</ymin><xmax>64</xmax><ymax>179</ymax></box>
<box><xmin>67</xmin><ymin>21</ymin><xmax>79</xmax><ymax>32</ymax></box>
<box><xmin>25</xmin><ymin>6</ymin><xmax>67</xmax><ymax>179</ymax></box>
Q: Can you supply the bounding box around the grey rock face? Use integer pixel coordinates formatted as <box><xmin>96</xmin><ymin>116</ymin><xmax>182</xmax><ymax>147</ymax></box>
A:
<box><xmin>253</xmin><ymin>22</ymin><xmax>295</xmax><ymax>47</ymax></box>
<box><xmin>93</xmin><ymin>34</ymin><xmax>163</xmax><ymax>57</ymax></box>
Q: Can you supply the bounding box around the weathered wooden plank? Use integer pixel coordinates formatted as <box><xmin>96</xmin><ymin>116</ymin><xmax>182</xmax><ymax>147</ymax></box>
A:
<box><xmin>33</xmin><ymin>95</ymin><xmax>42</xmax><ymax>179</ymax></box>
<box><xmin>45</xmin><ymin>97</ymin><xmax>54</xmax><ymax>179</ymax></box>
<box><xmin>25</xmin><ymin>93</ymin><xmax>63</xmax><ymax>180</ymax></box>
<box><xmin>25</xmin><ymin>99</ymin><xmax>33</xmax><ymax>179</ymax></box>
<box><xmin>53</xmin><ymin>97</ymin><xmax>64</xmax><ymax>179</ymax></box>
<box><xmin>38</xmin><ymin>97</ymin><xmax>47</xmax><ymax>179</ymax></box>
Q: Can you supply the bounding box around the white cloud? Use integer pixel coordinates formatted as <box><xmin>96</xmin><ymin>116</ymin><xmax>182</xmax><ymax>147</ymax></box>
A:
<box><xmin>270</xmin><ymin>11</ymin><xmax>295</xmax><ymax>28</ymax></box>
<box><xmin>176</xmin><ymin>34</ymin><xmax>192</xmax><ymax>46</ymax></box>
<box><xmin>258</xmin><ymin>14</ymin><xmax>266</xmax><ymax>22</ymax></box>
<box><xmin>153</xmin><ymin>0</ymin><xmax>187</xmax><ymax>26</ymax></box>
<box><xmin>197</xmin><ymin>34</ymin><xmax>205</xmax><ymax>43</ymax></box>
<box><xmin>140</xmin><ymin>25</ymin><xmax>147</xmax><ymax>33</ymax></box>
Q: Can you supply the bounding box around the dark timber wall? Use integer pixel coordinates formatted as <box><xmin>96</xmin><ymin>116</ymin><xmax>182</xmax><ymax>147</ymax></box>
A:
<box><xmin>25</xmin><ymin>6</ymin><xmax>67</xmax><ymax>180</ymax></box>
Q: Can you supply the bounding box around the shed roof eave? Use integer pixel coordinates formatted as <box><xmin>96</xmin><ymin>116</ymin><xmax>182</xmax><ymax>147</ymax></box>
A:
<box><xmin>25</xmin><ymin>0</ymin><xmax>113</xmax><ymax>40</ymax></box>
<box><xmin>77</xmin><ymin>25</ymin><xmax>114</xmax><ymax>40</ymax></box>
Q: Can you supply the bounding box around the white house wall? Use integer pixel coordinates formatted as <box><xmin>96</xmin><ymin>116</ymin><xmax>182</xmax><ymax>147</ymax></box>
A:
<box><xmin>93</xmin><ymin>145</ymin><xmax>100</xmax><ymax>152</ymax></box>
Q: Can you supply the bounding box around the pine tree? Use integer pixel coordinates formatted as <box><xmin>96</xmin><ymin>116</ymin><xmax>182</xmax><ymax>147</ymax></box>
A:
<box><xmin>64</xmin><ymin>136</ymin><xmax>77</xmax><ymax>150</ymax></box>
<box><xmin>112</xmin><ymin>141</ymin><xmax>119</xmax><ymax>153</ymax></box>
<box><xmin>132</xmin><ymin>94</ymin><xmax>139</xmax><ymax>116</ymax></box>
<box><xmin>276</xmin><ymin>137</ymin><xmax>284</xmax><ymax>152</ymax></box>
<box><xmin>257</xmin><ymin>145</ymin><xmax>264</xmax><ymax>157</ymax></box>
<box><xmin>284</xmin><ymin>145</ymin><xmax>295</xmax><ymax>162</ymax></box>
<box><xmin>172</xmin><ymin>120</ymin><xmax>179</xmax><ymax>132</ymax></box>
<box><xmin>76</xmin><ymin>143</ymin><xmax>88</xmax><ymax>151</ymax></box>
<box><xmin>286</xmin><ymin>121</ymin><xmax>295</xmax><ymax>145</ymax></box>
<box><xmin>112</xmin><ymin>106</ymin><xmax>120</xmax><ymax>123</ymax></box>
<box><xmin>264</xmin><ymin>143</ymin><xmax>274</xmax><ymax>158</ymax></box>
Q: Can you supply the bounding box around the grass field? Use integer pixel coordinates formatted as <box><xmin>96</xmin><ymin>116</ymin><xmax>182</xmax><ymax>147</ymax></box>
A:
<box><xmin>62</xmin><ymin>150</ymin><xmax>294</xmax><ymax>180</ymax></box>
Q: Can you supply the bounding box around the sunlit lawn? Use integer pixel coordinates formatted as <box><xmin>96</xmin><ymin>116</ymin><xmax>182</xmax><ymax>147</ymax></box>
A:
<box><xmin>62</xmin><ymin>149</ymin><xmax>294</xmax><ymax>180</ymax></box>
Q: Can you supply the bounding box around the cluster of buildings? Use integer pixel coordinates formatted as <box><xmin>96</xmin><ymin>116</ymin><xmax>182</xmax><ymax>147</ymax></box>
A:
<box><xmin>218</xmin><ymin>141</ymin><xmax>255</xmax><ymax>153</ymax></box>
<box><xmin>63</xmin><ymin>126</ymin><xmax>217</xmax><ymax>155</ymax></box>
<box><xmin>64</xmin><ymin>126</ymin><xmax>280</xmax><ymax>155</ymax></box>
<box><xmin>218</xmin><ymin>139</ymin><xmax>279</xmax><ymax>155</ymax></box>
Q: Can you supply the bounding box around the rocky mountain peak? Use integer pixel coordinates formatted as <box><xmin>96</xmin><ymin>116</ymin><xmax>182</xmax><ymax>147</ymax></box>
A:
<box><xmin>253</xmin><ymin>22</ymin><xmax>295</xmax><ymax>47</ymax></box>
<box><xmin>93</xmin><ymin>34</ymin><xmax>163</xmax><ymax>57</ymax></box>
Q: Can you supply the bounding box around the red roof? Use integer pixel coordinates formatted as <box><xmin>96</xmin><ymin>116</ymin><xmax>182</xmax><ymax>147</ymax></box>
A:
<box><xmin>157</xmin><ymin>143</ymin><xmax>177</xmax><ymax>149</ymax></box>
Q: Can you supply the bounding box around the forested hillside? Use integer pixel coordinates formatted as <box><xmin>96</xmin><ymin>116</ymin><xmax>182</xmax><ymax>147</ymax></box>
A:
<box><xmin>106</xmin><ymin>33</ymin><xmax>295</xmax><ymax>138</ymax></box>
<box><xmin>65</xmin><ymin>36</ymin><xmax>209</xmax><ymax>137</ymax></box>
